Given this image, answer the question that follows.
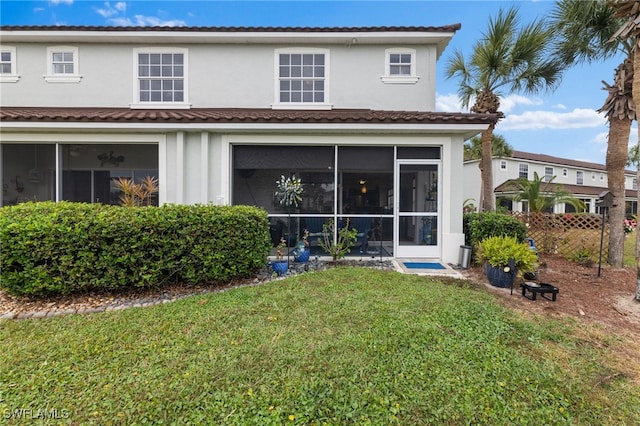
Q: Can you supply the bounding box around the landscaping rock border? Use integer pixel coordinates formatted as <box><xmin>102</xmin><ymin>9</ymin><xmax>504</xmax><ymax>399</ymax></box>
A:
<box><xmin>0</xmin><ymin>258</ymin><xmax>396</xmax><ymax>320</ymax></box>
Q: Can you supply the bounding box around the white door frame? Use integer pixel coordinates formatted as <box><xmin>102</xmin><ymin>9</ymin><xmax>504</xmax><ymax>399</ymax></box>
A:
<box><xmin>395</xmin><ymin>159</ymin><xmax>441</xmax><ymax>258</ymax></box>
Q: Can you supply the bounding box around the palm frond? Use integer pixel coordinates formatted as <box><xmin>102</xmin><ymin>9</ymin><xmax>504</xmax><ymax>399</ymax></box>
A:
<box><xmin>551</xmin><ymin>0</ymin><xmax>625</xmax><ymax>64</ymax></box>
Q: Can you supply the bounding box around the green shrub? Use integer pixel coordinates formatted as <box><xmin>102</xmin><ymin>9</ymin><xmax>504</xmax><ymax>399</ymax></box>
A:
<box><xmin>463</xmin><ymin>212</ymin><xmax>527</xmax><ymax>247</ymax></box>
<box><xmin>476</xmin><ymin>235</ymin><xmax>538</xmax><ymax>273</ymax></box>
<box><xmin>0</xmin><ymin>202</ymin><xmax>271</xmax><ymax>296</ymax></box>
<box><xmin>569</xmin><ymin>246</ymin><xmax>596</xmax><ymax>267</ymax></box>
<box><xmin>317</xmin><ymin>219</ymin><xmax>358</xmax><ymax>261</ymax></box>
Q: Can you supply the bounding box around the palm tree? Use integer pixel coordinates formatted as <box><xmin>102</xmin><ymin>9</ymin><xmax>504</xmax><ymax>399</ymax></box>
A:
<box><xmin>446</xmin><ymin>7</ymin><xmax>562</xmax><ymax>212</ymax></box>
<box><xmin>511</xmin><ymin>172</ymin><xmax>585</xmax><ymax>213</ymax></box>
<box><xmin>606</xmin><ymin>0</ymin><xmax>640</xmax><ymax>299</ymax></box>
<box><xmin>464</xmin><ymin>133</ymin><xmax>513</xmax><ymax>161</ymax></box>
<box><xmin>551</xmin><ymin>0</ymin><xmax>633</xmax><ymax>268</ymax></box>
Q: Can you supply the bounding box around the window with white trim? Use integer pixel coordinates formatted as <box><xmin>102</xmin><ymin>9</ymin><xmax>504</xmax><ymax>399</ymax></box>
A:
<box><xmin>634</xmin><ymin>178</ymin><xmax>637</xmax><ymax>190</ymax></box>
<box><xmin>600</xmin><ymin>173</ymin><xmax>604</xmax><ymax>181</ymax></box>
<box><xmin>500</xmin><ymin>160</ymin><xmax>507</xmax><ymax>171</ymax></box>
<box><xmin>576</xmin><ymin>170</ymin><xmax>584</xmax><ymax>185</ymax></box>
<box><xmin>0</xmin><ymin>46</ymin><xmax>19</xmax><ymax>83</ymax></box>
<box><xmin>45</xmin><ymin>46</ymin><xmax>81</xmax><ymax>83</ymax></box>
<box><xmin>132</xmin><ymin>48</ymin><xmax>189</xmax><ymax>109</ymax></box>
<box><xmin>381</xmin><ymin>48</ymin><xmax>418</xmax><ymax>84</ymax></box>
<box><xmin>544</xmin><ymin>166</ymin><xmax>553</xmax><ymax>181</ymax></box>
<box><xmin>591</xmin><ymin>172</ymin><xmax>596</xmax><ymax>180</ymax></box>
<box><xmin>518</xmin><ymin>163</ymin><xmax>528</xmax><ymax>179</ymax></box>
<box><xmin>562</xmin><ymin>168</ymin><xmax>568</xmax><ymax>177</ymax></box>
<box><xmin>274</xmin><ymin>49</ymin><xmax>329</xmax><ymax>109</ymax></box>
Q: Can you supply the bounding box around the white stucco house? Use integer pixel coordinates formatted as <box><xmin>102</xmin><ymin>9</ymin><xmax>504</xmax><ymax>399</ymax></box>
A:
<box><xmin>0</xmin><ymin>25</ymin><xmax>496</xmax><ymax>263</ymax></box>
<box><xmin>463</xmin><ymin>150</ymin><xmax>638</xmax><ymax>215</ymax></box>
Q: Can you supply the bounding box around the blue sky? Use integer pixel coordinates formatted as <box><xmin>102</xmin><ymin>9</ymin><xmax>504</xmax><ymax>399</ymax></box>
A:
<box><xmin>0</xmin><ymin>0</ymin><xmax>633</xmax><ymax>166</ymax></box>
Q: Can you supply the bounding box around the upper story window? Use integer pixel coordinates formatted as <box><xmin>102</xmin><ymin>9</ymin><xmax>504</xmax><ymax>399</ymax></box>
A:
<box><xmin>633</xmin><ymin>178</ymin><xmax>637</xmax><ymax>190</ymax></box>
<box><xmin>0</xmin><ymin>46</ymin><xmax>19</xmax><ymax>83</ymax></box>
<box><xmin>576</xmin><ymin>170</ymin><xmax>584</xmax><ymax>185</ymax></box>
<box><xmin>544</xmin><ymin>166</ymin><xmax>553</xmax><ymax>181</ymax></box>
<box><xmin>381</xmin><ymin>48</ymin><xmax>419</xmax><ymax>84</ymax></box>
<box><xmin>500</xmin><ymin>160</ymin><xmax>507</xmax><ymax>171</ymax></box>
<box><xmin>562</xmin><ymin>168</ymin><xmax>568</xmax><ymax>177</ymax></box>
<box><xmin>131</xmin><ymin>48</ymin><xmax>189</xmax><ymax>109</ymax></box>
<box><xmin>274</xmin><ymin>48</ymin><xmax>330</xmax><ymax>109</ymax></box>
<box><xmin>518</xmin><ymin>163</ymin><xmax>528</xmax><ymax>179</ymax></box>
<box><xmin>45</xmin><ymin>46</ymin><xmax>81</xmax><ymax>83</ymax></box>
<box><xmin>591</xmin><ymin>172</ymin><xmax>596</xmax><ymax>180</ymax></box>
<box><xmin>600</xmin><ymin>173</ymin><xmax>604</xmax><ymax>181</ymax></box>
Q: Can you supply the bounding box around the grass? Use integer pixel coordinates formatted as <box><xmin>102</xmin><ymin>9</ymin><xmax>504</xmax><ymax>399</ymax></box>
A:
<box><xmin>624</xmin><ymin>230</ymin><xmax>636</xmax><ymax>267</ymax></box>
<box><xmin>1</xmin><ymin>268</ymin><xmax>639</xmax><ymax>425</ymax></box>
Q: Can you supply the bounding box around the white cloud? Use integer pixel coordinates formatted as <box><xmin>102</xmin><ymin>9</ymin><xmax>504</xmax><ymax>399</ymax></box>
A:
<box><xmin>499</xmin><ymin>94</ymin><xmax>543</xmax><ymax>114</ymax></box>
<box><xmin>96</xmin><ymin>2</ymin><xmax>120</xmax><ymax>18</ymax></box>
<box><xmin>33</xmin><ymin>7</ymin><xmax>45</xmax><ymax>12</ymax></box>
<box><xmin>107</xmin><ymin>15</ymin><xmax>186</xmax><ymax>27</ymax></box>
<box><xmin>436</xmin><ymin>92</ymin><xmax>543</xmax><ymax>114</ymax></box>
<box><xmin>593</xmin><ymin>131</ymin><xmax>608</xmax><ymax>145</ymax></box>
<box><xmin>50</xmin><ymin>0</ymin><xmax>73</xmax><ymax>5</ymax></box>
<box><xmin>435</xmin><ymin>93</ymin><xmax>466</xmax><ymax>112</ymax></box>
<box><xmin>554</xmin><ymin>103</ymin><xmax>567</xmax><ymax>110</ymax></box>
<box><xmin>133</xmin><ymin>15</ymin><xmax>186</xmax><ymax>27</ymax></box>
<box><xmin>501</xmin><ymin>108</ymin><xmax>606</xmax><ymax>130</ymax></box>
<box><xmin>108</xmin><ymin>17</ymin><xmax>133</xmax><ymax>26</ymax></box>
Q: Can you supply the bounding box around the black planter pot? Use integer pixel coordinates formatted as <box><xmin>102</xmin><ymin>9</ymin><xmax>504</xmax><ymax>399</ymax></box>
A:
<box><xmin>484</xmin><ymin>261</ymin><xmax>517</xmax><ymax>288</ymax></box>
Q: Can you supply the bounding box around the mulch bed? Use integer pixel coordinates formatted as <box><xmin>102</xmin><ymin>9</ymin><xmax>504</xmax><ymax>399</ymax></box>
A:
<box><xmin>460</xmin><ymin>254</ymin><xmax>640</xmax><ymax>335</ymax></box>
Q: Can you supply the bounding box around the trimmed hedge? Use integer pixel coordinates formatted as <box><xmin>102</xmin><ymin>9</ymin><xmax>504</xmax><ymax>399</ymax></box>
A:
<box><xmin>0</xmin><ymin>202</ymin><xmax>271</xmax><ymax>296</ymax></box>
<box><xmin>463</xmin><ymin>212</ymin><xmax>527</xmax><ymax>247</ymax></box>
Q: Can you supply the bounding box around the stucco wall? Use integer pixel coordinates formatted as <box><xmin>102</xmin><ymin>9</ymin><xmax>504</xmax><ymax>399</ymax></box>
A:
<box><xmin>1</xmin><ymin>43</ymin><xmax>436</xmax><ymax>110</ymax></box>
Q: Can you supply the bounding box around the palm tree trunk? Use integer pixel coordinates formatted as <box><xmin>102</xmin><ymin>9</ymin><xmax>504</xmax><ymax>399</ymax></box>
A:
<box><xmin>607</xmin><ymin>116</ymin><xmax>631</xmax><ymax>268</ymax></box>
<box><xmin>480</xmin><ymin>123</ymin><xmax>496</xmax><ymax>211</ymax></box>
<box><xmin>634</xmin><ymin>45</ymin><xmax>640</xmax><ymax>301</ymax></box>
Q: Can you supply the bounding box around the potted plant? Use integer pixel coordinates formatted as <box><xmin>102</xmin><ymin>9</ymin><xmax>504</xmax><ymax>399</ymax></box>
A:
<box><xmin>476</xmin><ymin>235</ymin><xmax>538</xmax><ymax>288</ymax></box>
<box><xmin>275</xmin><ymin>174</ymin><xmax>303</xmax><ymax>263</ymax></box>
<box><xmin>272</xmin><ymin>237</ymin><xmax>289</xmax><ymax>276</ymax></box>
<box><xmin>293</xmin><ymin>230</ymin><xmax>310</xmax><ymax>262</ymax></box>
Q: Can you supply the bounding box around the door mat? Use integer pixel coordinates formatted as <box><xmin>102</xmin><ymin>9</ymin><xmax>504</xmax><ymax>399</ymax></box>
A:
<box><xmin>403</xmin><ymin>262</ymin><xmax>446</xmax><ymax>270</ymax></box>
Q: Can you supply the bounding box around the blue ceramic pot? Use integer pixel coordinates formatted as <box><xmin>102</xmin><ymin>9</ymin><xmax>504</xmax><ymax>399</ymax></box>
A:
<box><xmin>272</xmin><ymin>260</ymin><xmax>289</xmax><ymax>276</ymax></box>
<box><xmin>294</xmin><ymin>249</ymin><xmax>310</xmax><ymax>263</ymax></box>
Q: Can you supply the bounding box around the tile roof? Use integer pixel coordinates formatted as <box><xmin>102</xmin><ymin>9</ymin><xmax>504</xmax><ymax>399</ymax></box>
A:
<box><xmin>0</xmin><ymin>25</ymin><xmax>462</xmax><ymax>33</ymax></box>
<box><xmin>511</xmin><ymin>150</ymin><xmax>607</xmax><ymax>172</ymax></box>
<box><xmin>494</xmin><ymin>178</ymin><xmax>638</xmax><ymax>198</ymax></box>
<box><xmin>0</xmin><ymin>107</ymin><xmax>497</xmax><ymax>125</ymax></box>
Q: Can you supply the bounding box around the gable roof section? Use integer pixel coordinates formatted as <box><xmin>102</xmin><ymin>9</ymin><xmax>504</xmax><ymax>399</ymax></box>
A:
<box><xmin>466</xmin><ymin>149</ymin><xmax>635</xmax><ymax>175</ymax></box>
<box><xmin>0</xmin><ymin>107</ymin><xmax>496</xmax><ymax>125</ymax></box>
<box><xmin>510</xmin><ymin>150</ymin><xmax>605</xmax><ymax>172</ymax></box>
<box><xmin>495</xmin><ymin>178</ymin><xmax>638</xmax><ymax>199</ymax></box>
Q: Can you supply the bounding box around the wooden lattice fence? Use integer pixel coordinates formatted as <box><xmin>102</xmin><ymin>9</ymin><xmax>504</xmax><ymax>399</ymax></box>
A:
<box><xmin>510</xmin><ymin>212</ymin><xmax>609</xmax><ymax>261</ymax></box>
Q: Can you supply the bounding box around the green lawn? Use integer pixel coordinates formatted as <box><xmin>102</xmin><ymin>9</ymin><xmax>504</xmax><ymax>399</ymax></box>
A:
<box><xmin>1</xmin><ymin>268</ymin><xmax>638</xmax><ymax>425</ymax></box>
<box><xmin>624</xmin><ymin>230</ymin><xmax>636</xmax><ymax>267</ymax></box>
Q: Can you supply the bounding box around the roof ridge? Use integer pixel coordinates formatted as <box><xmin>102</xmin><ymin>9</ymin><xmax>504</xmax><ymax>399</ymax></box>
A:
<box><xmin>0</xmin><ymin>24</ymin><xmax>462</xmax><ymax>33</ymax></box>
<box><xmin>510</xmin><ymin>149</ymin><xmax>605</xmax><ymax>169</ymax></box>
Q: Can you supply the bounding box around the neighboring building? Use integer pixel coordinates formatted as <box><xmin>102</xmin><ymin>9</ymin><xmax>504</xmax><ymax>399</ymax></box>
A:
<box><xmin>463</xmin><ymin>150</ymin><xmax>638</xmax><ymax>215</ymax></box>
<box><xmin>0</xmin><ymin>25</ymin><xmax>496</xmax><ymax>263</ymax></box>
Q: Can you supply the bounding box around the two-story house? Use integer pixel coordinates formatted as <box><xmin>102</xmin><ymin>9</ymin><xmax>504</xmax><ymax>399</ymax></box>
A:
<box><xmin>0</xmin><ymin>25</ymin><xmax>496</xmax><ymax>263</ymax></box>
<box><xmin>463</xmin><ymin>150</ymin><xmax>638</xmax><ymax>215</ymax></box>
